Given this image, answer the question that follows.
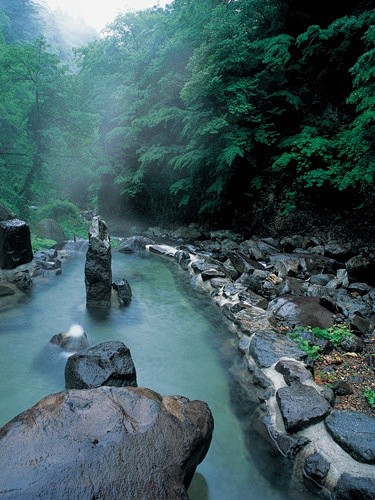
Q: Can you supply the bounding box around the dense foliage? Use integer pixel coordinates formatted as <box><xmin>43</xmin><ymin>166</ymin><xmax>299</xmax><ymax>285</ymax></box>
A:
<box><xmin>0</xmin><ymin>0</ymin><xmax>374</xmax><ymax>233</ymax></box>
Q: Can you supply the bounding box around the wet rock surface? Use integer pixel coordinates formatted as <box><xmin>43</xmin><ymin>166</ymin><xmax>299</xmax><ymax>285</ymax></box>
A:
<box><xmin>324</xmin><ymin>410</ymin><xmax>375</xmax><ymax>464</ymax></box>
<box><xmin>118</xmin><ymin>235</ymin><xmax>156</xmax><ymax>253</ymax></box>
<box><xmin>0</xmin><ymin>387</ymin><xmax>213</xmax><ymax>499</ymax></box>
<box><xmin>85</xmin><ymin>216</ymin><xmax>112</xmax><ymax>309</ymax></box>
<box><xmin>50</xmin><ymin>329</ymin><xmax>90</xmax><ymax>352</ymax></box>
<box><xmin>112</xmin><ymin>278</ymin><xmax>132</xmax><ymax>307</ymax></box>
<box><xmin>333</xmin><ymin>473</ymin><xmax>375</xmax><ymax>499</ymax></box>
<box><xmin>0</xmin><ymin>219</ymin><xmax>33</xmax><ymax>270</ymax></box>
<box><xmin>249</xmin><ymin>329</ymin><xmax>307</xmax><ymax>368</ymax></box>
<box><xmin>65</xmin><ymin>341</ymin><xmax>137</xmax><ymax>389</ymax></box>
<box><xmin>276</xmin><ymin>384</ymin><xmax>332</xmax><ymax>432</ymax></box>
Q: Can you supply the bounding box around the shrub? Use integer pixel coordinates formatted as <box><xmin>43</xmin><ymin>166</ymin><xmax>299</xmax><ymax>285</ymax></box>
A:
<box><xmin>30</xmin><ymin>200</ymin><xmax>88</xmax><ymax>239</ymax></box>
<box><xmin>363</xmin><ymin>389</ymin><xmax>375</xmax><ymax>408</ymax></box>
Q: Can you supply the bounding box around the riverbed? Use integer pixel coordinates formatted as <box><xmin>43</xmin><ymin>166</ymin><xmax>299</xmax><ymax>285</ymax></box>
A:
<box><xmin>0</xmin><ymin>249</ymin><xmax>291</xmax><ymax>499</ymax></box>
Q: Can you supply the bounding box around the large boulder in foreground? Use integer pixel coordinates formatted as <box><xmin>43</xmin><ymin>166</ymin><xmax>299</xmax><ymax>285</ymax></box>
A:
<box><xmin>65</xmin><ymin>341</ymin><xmax>137</xmax><ymax>389</ymax></box>
<box><xmin>0</xmin><ymin>387</ymin><xmax>213</xmax><ymax>499</ymax></box>
<box><xmin>0</xmin><ymin>219</ymin><xmax>33</xmax><ymax>269</ymax></box>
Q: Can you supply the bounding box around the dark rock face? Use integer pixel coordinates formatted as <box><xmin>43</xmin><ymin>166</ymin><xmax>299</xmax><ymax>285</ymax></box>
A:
<box><xmin>0</xmin><ymin>219</ymin><xmax>33</xmax><ymax>270</ymax></box>
<box><xmin>303</xmin><ymin>452</ymin><xmax>331</xmax><ymax>495</ymax></box>
<box><xmin>112</xmin><ymin>278</ymin><xmax>132</xmax><ymax>307</ymax></box>
<box><xmin>346</xmin><ymin>255</ymin><xmax>375</xmax><ymax>286</ymax></box>
<box><xmin>276</xmin><ymin>384</ymin><xmax>332</xmax><ymax>433</ymax></box>
<box><xmin>275</xmin><ymin>359</ymin><xmax>313</xmax><ymax>386</ymax></box>
<box><xmin>325</xmin><ymin>410</ymin><xmax>375</xmax><ymax>464</ymax></box>
<box><xmin>249</xmin><ymin>329</ymin><xmax>307</xmax><ymax>368</ymax></box>
<box><xmin>65</xmin><ymin>341</ymin><xmax>137</xmax><ymax>389</ymax></box>
<box><xmin>0</xmin><ymin>387</ymin><xmax>214</xmax><ymax>499</ymax></box>
<box><xmin>34</xmin><ymin>218</ymin><xmax>65</xmax><ymax>243</ymax></box>
<box><xmin>304</xmin><ymin>452</ymin><xmax>330</xmax><ymax>484</ymax></box>
<box><xmin>268</xmin><ymin>295</ymin><xmax>334</xmax><ymax>329</ymax></box>
<box><xmin>85</xmin><ymin>216</ymin><xmax>112</xmax><ymax>309</ymax></box>
<box><xmin>118</xmin><ymin>235</ymin><xmax>156</xmax><ymax>253</ymax></box>
<box><xmin>333</xmin><ymin>474</ymin><xmax>375</xmax><ymax>499</ymax></box>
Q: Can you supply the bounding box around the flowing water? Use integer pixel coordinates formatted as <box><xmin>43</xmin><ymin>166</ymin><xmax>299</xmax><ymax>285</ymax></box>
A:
<box><xmin>0</xmin><ymin>249</ymin><xmax>291</xmax><ymax>499</ymax></box>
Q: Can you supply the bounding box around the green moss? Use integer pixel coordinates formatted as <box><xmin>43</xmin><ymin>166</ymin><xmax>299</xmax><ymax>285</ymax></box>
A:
<box><xmin>31</xmin><ymin>235</ymin><xmax>57</xmax><ymax>252</ymax></box>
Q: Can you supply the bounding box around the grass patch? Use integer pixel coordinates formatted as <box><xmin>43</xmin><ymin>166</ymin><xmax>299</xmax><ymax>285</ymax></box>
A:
<box><xmin>31</xmin><ymin>235</ymin><xmax>57</xmax><ymax>252</ymax></box>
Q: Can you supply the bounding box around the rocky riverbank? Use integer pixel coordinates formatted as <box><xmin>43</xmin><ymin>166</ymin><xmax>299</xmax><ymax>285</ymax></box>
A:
<box><xmin>117</xmin><ymin>223</ymin><xmax>375</xmax><ymax>498</ymax></box>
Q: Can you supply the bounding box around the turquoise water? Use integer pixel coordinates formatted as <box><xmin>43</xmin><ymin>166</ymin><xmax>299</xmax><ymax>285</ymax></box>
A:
<box><xmin>0</xmin><ymin>250</ymin><xmax>289</xmax><ymax>499</ymax></box>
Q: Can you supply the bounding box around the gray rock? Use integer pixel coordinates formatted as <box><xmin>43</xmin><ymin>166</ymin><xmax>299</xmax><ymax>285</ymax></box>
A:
<box><xmin>304</xmin><ymin>452</ymin><xmax>331</xmax><ymax>485</ymax></box>
<box><xmin>331</xmin><ymin>381</ymin><xmax>354</xmax><ymax>396</ymax></box>
<box><xmin>201</xmin><ymin>268</ymin><xmax>226</xmax><ymax>281</ymax></box>
<box><xmin>280</xmin><ymin>235</ymin><xmax>305</xmax><ymax>252</ymax></box>
<box><xmin>268</xmin><ymin>295</ymin><xmax>334</xmax><ymax>329</ymax></box>
<box><xmin>112</xmin><ymin>278</ymin><xmax>132</xmax><ymax>307</ymax></box>
<box><xmin>0</xmin><ymin>387</ymin><xmax>213</xmax><ymax>499</ymax></box>
<box><xmin>238</xmin><ymin>290</ymin><xmax>269</xmax><ymax>310</ymax></box>
<box><xmin>249</xmin><ymin>329</ymin><xmax>306</xmax><ymax>368</ymax></box>
<box><xmin>269</xmin><ymin>254</ymin><xmax>301</xmax><ymax>278</ymax></box>
<box><xmin>222</xmin><ymin>282</ymin><xmax>246</xmax><ymax>298</ymax></box>
<box><xmin>278</xmin><ymin>277</ymin><xmax>307</xmax><ymax>296</ymax></box>
<box><xmin>275</xmin><ymin>359</ymin><xmax>313</xmax><ymax>385</ymax></box>
<box><xmin>65</xmin><ymin>341</ymin><xmax>137</xmax><ymax>389</ymax></box>
<box><xmin>336</xmin><ymin>291</ymin><xmax>372</xmax><ymax>321</ymax></box>
<box><xmin>210</xmin><ymin>277</ymin><xmax>230</xmax><ymax>289</ymax></box>
<box><xmin>333</xmin><ymin>474</ymin><xmax>375</xmax><ymax>499</ymax></box>
<box><xmin>346</xmin><ymin>255</ymin><xmax>375</xmax><ymax>286</ymax></box>
<box><xmin>34</xmin><ymin>218</ymin><xmax>65</xmax><ymax>243</ymax></box>
<box><xmin>325</xmin><ymin>410</ymin><xmax>375</xmax><ymax>464</ymax></box>
<box><xmin>118</xmin><ymin>235</ymin><xmax>156</xmax><ymax>253</ymax></box>
<box><xmin>276</xmin><ymin>384</ymin><xmax>332</xmax><ymax>433</ymax></box>
<box><xmin>85</xmin><ymin>216</ymin><xmax>112</xmax><ymax>309</ymax></box>
<box><xmin>234</xmin><ymin>307</ymin><xmax>274</xmax><ymax>336</ymax></box>
<box><xmin>50</xmin><ymin>328</ymin><xmax>90</xmax><ymax>352</ymax></box>
<box><xmin>174</xmin><ymin>249</ymin><xmax>191</xmax><ymax>270</ymax></box>
<box><xmin>0</xmin><ymin>219</ymin><xmax>33</xmax><ymax>270</ymax></box>
<box><xmin>228</xmin><ymin>251</ymin><xmax>264</xmax><ymax>274</ymax></box>
<box><xmin>310</xmin><ymin>274</ymin><xmax>335</xmax><ymax>286</ymax></box>
<box><xmin>0</xmin><ymin>282</ymin><xmax>25</xmax><ymax>311</ymax></box>
<box><xmin>348</xmin><ymin>282</ymin><xmax>373</xmax><ymax>295</ymax></box>
<box><xmin>173</xmin><ymin>226</ymin><xmax>202</xmax><ymax>241</ymax></box>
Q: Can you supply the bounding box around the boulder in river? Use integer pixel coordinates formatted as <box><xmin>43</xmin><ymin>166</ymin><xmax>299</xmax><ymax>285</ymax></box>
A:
<box><xmin>112</xmin><ymin>278</ymin><xmax>132</xmax><ymax>307</ymax></box>
<box><xmin>49</xmin><ymin>325</ymin><xmax>89</xmax><ymax>352</ymax></box>
<box><xmin>0</xmin><ymin>219</ymin><xmax>33</xmax><ymax>270</ymax></box>
<box><xmin>85</xmin><ymin>216</ymin><xmax>112</xmax><ymax>309</ymax></box>
<box><xmin>65</xmin><ymin>341</ymin><xmax>137</xmax><ymax>389</ymax></box>
<box><xmin>0</xmin><ymin>387</ymin><xmax>214</xmax><ymax>499</ymax></box>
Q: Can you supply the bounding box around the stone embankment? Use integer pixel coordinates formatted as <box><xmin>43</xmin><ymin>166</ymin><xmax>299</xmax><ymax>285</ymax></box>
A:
<box><xmin>118</xmin><ymin>225</ymin><xmax>375</xmax><ymax>498</ymax></box>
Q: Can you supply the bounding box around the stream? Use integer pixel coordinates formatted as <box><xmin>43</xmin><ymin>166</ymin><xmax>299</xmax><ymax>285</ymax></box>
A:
<box><xmin>0</xmin><ymin>249</ymin><xmax>291</xmax><ymax>499</ymax></box>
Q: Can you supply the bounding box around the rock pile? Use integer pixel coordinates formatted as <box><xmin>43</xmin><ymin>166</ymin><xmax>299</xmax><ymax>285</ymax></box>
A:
<box><xmin>125</xmin><ymin>227</ymin><xmax>375</xmax><ymax>498</ymax></box>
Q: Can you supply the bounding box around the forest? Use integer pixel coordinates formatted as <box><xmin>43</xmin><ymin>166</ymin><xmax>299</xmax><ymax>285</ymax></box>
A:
<box><xmin>0</xmin><ymin>0</ymin><xmax>374</xmax><ymax>237</ymax></box>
